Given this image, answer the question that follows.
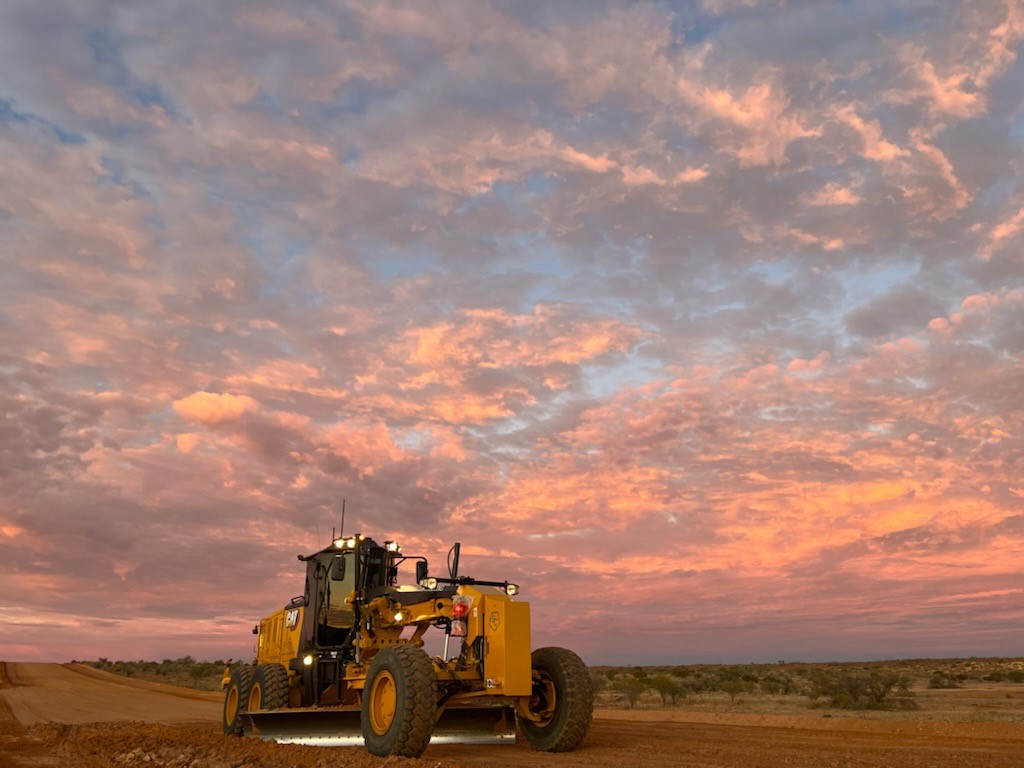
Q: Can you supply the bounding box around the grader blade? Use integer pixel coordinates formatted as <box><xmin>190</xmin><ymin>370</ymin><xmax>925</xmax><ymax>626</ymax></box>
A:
<box><xmin>243</xmin><ymin>704</ymin><xmax>517</xmax><ymax>747</ymax></box>
<box><xmin>433</xmin><ymin>704</ymin><xmax>517</xmax><ymax>744</ymax></box>
<box><xmin>244</xmin><ymin>708</ymin><xmax>363</xmax><ymax>746</ymax></box>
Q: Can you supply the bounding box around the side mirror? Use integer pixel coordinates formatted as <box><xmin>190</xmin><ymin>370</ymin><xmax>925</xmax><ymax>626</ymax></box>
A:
<box><xmin>449</xmin><ymin>542</ymin><xmax>461</xmax><ymax>580</ymax></box>
<box><xmin>416</xmin><ymin>561</ymin><xmax>428</xmax><ymax>585</ymax></box>
<box><xmin>331</xmin><ymin>555</ymin><xmax>346</xmax><ymax>581</ymax></box>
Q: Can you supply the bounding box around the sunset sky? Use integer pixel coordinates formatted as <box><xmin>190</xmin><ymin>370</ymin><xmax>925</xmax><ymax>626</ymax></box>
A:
<box><xmin>2</xmin><ymin>1</ymin><xmax>1023</xmax><ymax>666</ymax></box>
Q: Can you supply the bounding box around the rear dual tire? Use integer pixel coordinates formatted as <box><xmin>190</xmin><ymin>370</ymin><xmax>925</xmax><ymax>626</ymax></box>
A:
<box><xmin>248</xmin><ymin>663</ymin><xmax>290</xmax><ymax>712</ymax></box>
<box><xmin>223</xmin><ymin>663</ymin><xmax>289</xmax><ymax>736</ymax></box>
<box><xmin>222</xmin><ymin>665</ymin><xmax>253</xmax><ymax>736</ymax></box>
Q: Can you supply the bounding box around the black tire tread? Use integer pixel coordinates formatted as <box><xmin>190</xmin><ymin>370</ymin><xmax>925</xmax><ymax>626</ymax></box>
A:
<box><xmin>255</xmin><ymin>663</ymin><xmax>290</xmax><ymax>710</ymax></box>
<box><xmin>222</xmin><ymin>664</ymin><xmax>254</xmax><ymax>736</ymax></box>
<box><xmin>362</xmin><ymin>645</ymin><xmax>436</xmax><ymax>757</ymax></box>
<box><xmin>520</xmin><ymin>646</ymin><xmax>593</xmax><ymax>752</ymax></box>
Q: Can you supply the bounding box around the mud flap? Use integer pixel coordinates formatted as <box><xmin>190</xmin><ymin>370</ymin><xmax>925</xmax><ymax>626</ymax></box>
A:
<box><xmin>243</xmin><ymin>704</ymin><xmax>517</xmax><ymax>747</ymax></box>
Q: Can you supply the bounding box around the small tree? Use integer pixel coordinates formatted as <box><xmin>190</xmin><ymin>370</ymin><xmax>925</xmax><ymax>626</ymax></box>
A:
<box><xmin>808</xmin><ymin>670</ymin><xmax>917</xmax><ymax>710</ymax></box>
<box><xmin>613</xmin><ymin>675</ymin><xmax>649</xmax><ymax>709</ymax></box>
<box><xmin>719</xmin><ymin>679</ymin><xmax>751</xmax><ymax>704</ymax></box>
<box><xmin>649</xmin><ymin>675</ymin><xmax>685</xmax><ymax>705</ymax></box>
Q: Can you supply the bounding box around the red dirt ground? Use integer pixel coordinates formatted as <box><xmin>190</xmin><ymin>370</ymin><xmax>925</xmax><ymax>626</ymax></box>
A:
<box><xmin>2</xmin><ymin>661</ymin><xmax>1023</xmax><ymax>767</ymax></box>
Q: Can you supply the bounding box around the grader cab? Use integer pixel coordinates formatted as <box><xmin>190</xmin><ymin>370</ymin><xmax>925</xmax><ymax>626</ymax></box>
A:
<box><xmin>223</xmin><ymin>534</ymin><xmax>592</xmax><ymax>757</ymax></box>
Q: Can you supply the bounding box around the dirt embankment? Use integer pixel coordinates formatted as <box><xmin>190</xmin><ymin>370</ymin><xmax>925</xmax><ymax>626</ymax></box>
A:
<box><xmin>3</xmin><ymin>661</ymin><xmax>1024</xmax><ymax>768</ymax></box>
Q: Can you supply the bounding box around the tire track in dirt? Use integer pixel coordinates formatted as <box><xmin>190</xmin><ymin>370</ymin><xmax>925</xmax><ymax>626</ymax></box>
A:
<box><xmin>0</xmin><ymin>679</ymin><xmax>57</xmax><ymax>768</ymax></box>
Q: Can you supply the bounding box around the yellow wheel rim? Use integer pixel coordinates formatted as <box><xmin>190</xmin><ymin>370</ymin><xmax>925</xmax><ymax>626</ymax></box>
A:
<box><xmin>368</xmin><ymin>670</ymin><xmax>397</xmax><ymax>735</ymax></box>
<box><xmin>530</xmin><ymin>671</ymin><xmax>557</xmax><ymax>726</ymax></box>
<box><xmin>226</xmin><ymin>685</ymin><xmax>239</xmax><ymax>723</ymax></box>
<box><xmin>247</xmin><ymin>682</ymin><xmax>262</xmax><ymax>712</ymax></box>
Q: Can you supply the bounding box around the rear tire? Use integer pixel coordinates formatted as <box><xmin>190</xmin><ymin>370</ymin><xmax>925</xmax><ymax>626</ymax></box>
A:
<box><xmin>361</xmin><ymin>645</ymin><xmax>436</xmax><ymax>757</ymax></box>
<box><xmin>222</xmin><ymin>665</ymin><xmax>254</xmax><ymax>736</ymax></box>
<box><xmin>248</xmin><ymin>663</ymin><xmax>290</xmax><ymax>711</ymax></box>
<box><xmin>519</xmin><ymin>647</ymin><xmax>593</xmax><ymax>752</ymax></box>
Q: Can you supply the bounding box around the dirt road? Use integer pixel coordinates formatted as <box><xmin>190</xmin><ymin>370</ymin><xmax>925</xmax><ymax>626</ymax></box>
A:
<box><xmin>0</xmin><ymin>662</ymin><xmax>220</xmax><ymax>726</ymax></box>
<box><xmin>2</xmin><ymin>661</ymin><xmax>1023</xmax><ymax>768</ymax></box>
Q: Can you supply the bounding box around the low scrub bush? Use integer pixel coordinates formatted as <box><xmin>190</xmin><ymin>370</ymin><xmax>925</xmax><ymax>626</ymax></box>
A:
<box><xmin>808</xmin><ymin>670</ymin><xmax>917</xmax><ymax>710</ymax></box>
<box><xmin>928</xmin><ymin>672</ymin><xmax>961</xmax><ymax>689</ymax></box>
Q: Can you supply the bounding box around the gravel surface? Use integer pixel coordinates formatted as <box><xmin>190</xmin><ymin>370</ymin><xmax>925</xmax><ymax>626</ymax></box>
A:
<box><xmin>4</xmin><ymin>661</ymin><xmax>1023</xmax><ymax>768</ymax></box>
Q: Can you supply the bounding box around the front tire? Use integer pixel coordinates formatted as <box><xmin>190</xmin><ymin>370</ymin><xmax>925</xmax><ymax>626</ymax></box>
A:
<box><xmin>518</xmin><ymin>647</ymin><xmax>593</xmax><ymax>752</ymax></box>
<box><xmin>248</xmin><ymin>663</ymin><xmax>290</xmax><ymax>712</ymax></box>
<box><xmin>360</xmin><ymin>645</ymin><xmax>436</xmax><ymax>757</ymax></box>
<box><xmin>222</xmin><ymin>665</ymin><xmax>254</xmax><ymax>736</ymax></box>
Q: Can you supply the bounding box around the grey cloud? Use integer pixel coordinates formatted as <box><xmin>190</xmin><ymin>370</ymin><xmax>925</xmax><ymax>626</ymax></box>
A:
<box><xmin>2</xmin><ymin>0</ymin><xmax>1024</xmax><ymax>662</ymax></box>
<box><xmin>844</xmin><ymin>284</ymin><xmax>947</xmax><ymax>338</ymax></box>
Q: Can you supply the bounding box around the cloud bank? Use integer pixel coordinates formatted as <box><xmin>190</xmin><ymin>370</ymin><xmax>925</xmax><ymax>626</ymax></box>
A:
<box><xmin>1</xmin><ymin>0</ymin><xmax>1023</xmax><ymax>664</ymax></box>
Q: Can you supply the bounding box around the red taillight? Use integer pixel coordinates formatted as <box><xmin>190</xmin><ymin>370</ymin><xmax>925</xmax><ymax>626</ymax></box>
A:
<box><xmin>452</xmin><ymin>594</ymin><xmax>471</xmax><ymax>619</ymax></box>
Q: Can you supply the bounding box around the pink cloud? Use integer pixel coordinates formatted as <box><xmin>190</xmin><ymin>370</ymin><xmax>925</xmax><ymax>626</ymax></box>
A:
<box><xmin>678</xmin><ymin>76</ymin><xmax>821</xmax><ymax>166</ymax></box>
<box><xmin>805</xmin><ymin>181</ymin><xmax>862</xmax><ymax>206</ymax></box>
<box><xmin>172</xmin><ymin>392</ymin><xmax>259</xmax><ymax>425</ymax></box>
<box><xmin>981</xmin><ymin>205</ymin><xmax>1024</xmax><ymax>259</ymax></box>
<box><xmin>4</xmin><ymin>1</ymin><xmax>1024</xmax><ymax>667</ymax></box>
<box><xmin>832</xmin><ymin>105</ymin><xmax>907</xmax><ymax>162</ymax></box>
<box><xmin>175</xmin><ymin>433</ymin><xmax>201</xmax><ymax>453</ymax></box>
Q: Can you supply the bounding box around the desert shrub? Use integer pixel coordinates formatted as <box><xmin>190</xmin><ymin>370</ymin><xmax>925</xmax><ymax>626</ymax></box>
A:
<box><xmin>719</xmin><ymin>678</ymin><xmax>753</xmax><ymax>704</ymax></box>
<box><xmin>627</xmin><ymin>666</ymin><xmax>648</xmax><ymax>679</ymax></box>
<box><xmin>84</xmin><ymin>657</ymin><xmax>225</xmax><ymax>691</ymax></box>
<box><xmin>808</xmin><ymin>670</ymin><xmax>917</xmax><ymax>710</ymax></box>
<box><xmin>985</xmin><ymin>670</ymin><xmax>1006</xmax><ymax>682</ymax></box>
<box><xmin>681</xmin><ymin>671</ymin><xmax>715</xmax><ymax>694</ymax></box>
<box><xmin>612</xmin><ymin>675</ymin><xmax>649</xmax><ymax>709</ymax></box>
<box><xmin>760</xmin><ymin>671</ymin><xmax>796</xmax><ymax>695</ymax></box>
<box><xmin>928</xmin><ymin>672</ymin><xmax>961</xmax><ymax>689</ymax></box>
<box><xmin>590</xmin><ymin>671</ymin><xmax>608</xmax><ymax>694</ymax></box>
<box><xmin>648</xmin><ymin>674</ymin><xmax>685</xmax><ymax>705</ymax></box>
<box><xmin>1007</xmin><ymin>670</ymin><xmax>1024</xmax><ymax>683</ymax></box>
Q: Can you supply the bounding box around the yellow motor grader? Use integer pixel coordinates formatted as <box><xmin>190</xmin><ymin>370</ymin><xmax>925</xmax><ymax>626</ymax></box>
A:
<box><xmin>223</xmin><ymin>534</ymin><xmax>593</xmax><ymax>757</ymax></box>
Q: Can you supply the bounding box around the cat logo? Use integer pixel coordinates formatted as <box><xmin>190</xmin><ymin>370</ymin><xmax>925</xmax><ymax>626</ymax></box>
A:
<box><xmin>489</xmin><ymin>611</ymin><xmax>500</xmax><ymax>632</ymax></box>
<box><xmin>285</xmin><ymin>608</ymin><xmax>300</xmax><ymax>629</ymax></box>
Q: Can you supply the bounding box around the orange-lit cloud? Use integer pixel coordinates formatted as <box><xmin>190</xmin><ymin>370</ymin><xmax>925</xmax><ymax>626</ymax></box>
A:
<box><xmin>1</xmin><ymin>0</ymin><xmax>1023</xmax><ymax>668</ymax></box>
<box><xmin>173</xmin><ymin>392</ymin><xmax>259</xmax><ymax>425</ymax></box>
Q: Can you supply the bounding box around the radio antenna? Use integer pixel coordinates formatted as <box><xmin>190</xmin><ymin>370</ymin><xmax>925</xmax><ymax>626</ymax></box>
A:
<box><xmin>340</xmin><ymin>498</ymin><xmax>346</xmax><ymax>538</ymax></box>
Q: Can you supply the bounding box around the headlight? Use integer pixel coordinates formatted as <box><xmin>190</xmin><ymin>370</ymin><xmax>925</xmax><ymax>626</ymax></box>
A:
<box><xmin>505</xmin><ymin>583</ymin><xmax>519</xmax><ymax>596</ymax></box>
<box><xmin>385</xmin><ymin>541</ymin><xmax>401</xmax><ymax>553</ymax></box>
<box><xmin>420</xmin><ymin>577</ymin><xmax>438</xmax><ymax>589</ymax></box>
<box><xmin>302</xmin><ymin>654</ymin><xmax>314</xmax><ymax>666</ymax></box>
